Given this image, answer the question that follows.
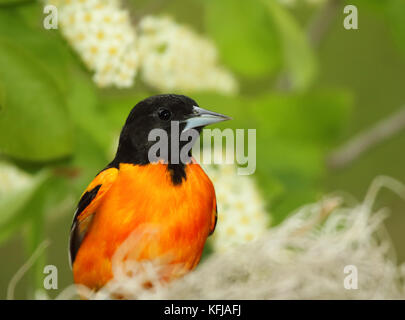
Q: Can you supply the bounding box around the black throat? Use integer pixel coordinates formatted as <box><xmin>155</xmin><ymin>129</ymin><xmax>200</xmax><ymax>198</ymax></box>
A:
<box><xmin>105</xmin><ymin>127</ymin><xmax>188</xmax><ymax>186</ymax></box>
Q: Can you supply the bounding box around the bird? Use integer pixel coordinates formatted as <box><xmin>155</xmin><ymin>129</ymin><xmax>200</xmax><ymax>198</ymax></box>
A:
<box><xmin>69</xmin><ymin>94</ymin><xmax>231</xmax><ymax>292</ymax></box>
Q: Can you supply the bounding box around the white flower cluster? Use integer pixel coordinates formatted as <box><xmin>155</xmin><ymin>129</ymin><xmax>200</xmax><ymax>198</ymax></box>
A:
<box><xmin>202</xmin><ymin>162</ymin><xmax>270</xmax><ymax>252</ymax></box>
<box><xmin>138</xmin><ymin>16</ymin><xmax>238</xmax><ymax>95</ymax></box>
<box><xmin>49</xmin><ymin>0</ymin><xmax>138</xmax><ymax>88</ymax></box>
<box><xmin>50</xmin><ymin>0</ymin><xmax>238</xmax><ymax>93</ymax></box>
<box><xmin>0</xmin><ymin>162</ymin><xmax>33</xmax><ymax>196</ymax></box>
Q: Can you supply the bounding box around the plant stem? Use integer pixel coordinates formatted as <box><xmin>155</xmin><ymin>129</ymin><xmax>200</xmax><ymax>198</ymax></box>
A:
<box><xmin>327</xmin><ymin>106</ymin><xmax>405</xmax><ymax>169</ymax></box>
<box><xmin>24</xmin><ymin>209</ymin><xmax>46</xmax><ymax>297</ymax></box>
<box><xmin>307</xmin><ymin>0</ymin><xmax>341</xmax><ymax>48</ymax></box>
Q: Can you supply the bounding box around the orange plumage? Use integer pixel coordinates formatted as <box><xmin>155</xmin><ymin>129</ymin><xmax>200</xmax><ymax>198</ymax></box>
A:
<box><xmin>72</xmin><ymin>162</ymin><xmax>216</xmax><ymax>289</ymax></box>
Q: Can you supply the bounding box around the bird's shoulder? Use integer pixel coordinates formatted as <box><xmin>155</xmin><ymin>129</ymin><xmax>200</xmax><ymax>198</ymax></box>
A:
<box><xmin>69</xmin><ymin>166</ymin><xmax>119</xmax><ymax>267</ymax></box>
<box><xmin>75</xmin><ymin>167</ymin><xmax>119</xmax><ymax>221</ymax></box>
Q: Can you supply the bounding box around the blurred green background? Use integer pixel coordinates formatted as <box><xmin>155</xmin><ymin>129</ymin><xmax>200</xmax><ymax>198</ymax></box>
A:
<box><xmin>1</xmin><ymin>0</ymin><xmax>405</xmax><ymax>299</ymax></box>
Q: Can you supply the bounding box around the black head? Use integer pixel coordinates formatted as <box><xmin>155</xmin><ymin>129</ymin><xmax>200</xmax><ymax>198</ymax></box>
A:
<box><xmin>109</xmin><ymin>94</ymin><xmax>230</xmax><ymax>176</ymax></box>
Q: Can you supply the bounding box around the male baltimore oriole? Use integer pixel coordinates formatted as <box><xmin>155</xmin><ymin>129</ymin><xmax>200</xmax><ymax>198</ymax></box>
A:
<box><xmin>69</xmin><ymin>94</ymin><xmax>230</xmax><ymax>290</ymax></box>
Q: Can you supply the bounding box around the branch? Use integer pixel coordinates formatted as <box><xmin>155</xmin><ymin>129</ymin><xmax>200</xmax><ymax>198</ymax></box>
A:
<box><xmin>307</xmin><ymin>0</ymin><xmax>341</xmax><ymax>48</ymax></box>
<box><xmin>327</xmin><ymin>106</ymin><xmax>405</xmax><ymax>169</ymax></box>
<box><xmin>275</xmin><ymin>0</ymin><xmax>341</xmax><ymax>91</ymax></box>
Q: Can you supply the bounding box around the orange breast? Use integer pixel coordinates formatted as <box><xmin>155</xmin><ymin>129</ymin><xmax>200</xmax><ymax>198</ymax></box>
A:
<box><xmin>73</xmin><ymin>162</ymin><xmax>216</xmax><ymax>290</ymax></box>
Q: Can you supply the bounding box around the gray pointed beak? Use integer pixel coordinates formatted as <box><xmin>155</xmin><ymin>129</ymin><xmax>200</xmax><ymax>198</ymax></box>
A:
<box><xmin>182</xmin><ymin>106</ymin><xmax>231</xmax><ymax>132</ymax></box>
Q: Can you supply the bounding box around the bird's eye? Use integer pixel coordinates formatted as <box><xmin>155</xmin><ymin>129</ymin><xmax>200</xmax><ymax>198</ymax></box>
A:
<box><xmin>158</xmin><ymin>108</ymin><xmax>171</xmax><ymax>121</ymax></box>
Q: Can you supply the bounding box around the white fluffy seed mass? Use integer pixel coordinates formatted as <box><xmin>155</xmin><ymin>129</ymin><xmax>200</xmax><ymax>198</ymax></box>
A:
<box><xmin>50</xmin><ymin>176</ymin><xmax>405</xmax><ymax>300</ymax></box>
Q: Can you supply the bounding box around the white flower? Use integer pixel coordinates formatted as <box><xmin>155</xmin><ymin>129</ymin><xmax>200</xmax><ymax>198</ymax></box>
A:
<box><xmin>49</xmin><ymin>0</ymin><xmax>139</xmax><ymax>88</ymax></box>
<box><xmin>138</xmin><ymin>16</ymin><xmax>238</xmax><ymax>95</ymax></box>
<box><xmin>202</xmin><ymin>159</ymin><xmax>270</xmax><ymax>252</ymax></box>
<box><xmin>0</xmin><ymin>162</ymin><xmax>33</xmax><ymax>197</ymax></box>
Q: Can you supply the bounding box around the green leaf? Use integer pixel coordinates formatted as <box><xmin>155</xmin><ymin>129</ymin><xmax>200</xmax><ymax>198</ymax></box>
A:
<box><xmin>66</xmin><ymin>70</ymin><xmax>113</xmax><ymax>155</ymax></box>
<box><xmin>263</xmin><ymin>0</ymin><xmax>317</xmax><ymax>90</ymax></box>
<box><xmin>0</xmin><ymin>0</ymin><xmax>32</xmax><ymax>5</ymax></box>
<box><xmin>204</xmin><ymin>0</ymin><xmax>282</xmax><ymax>78</ymax></box>
<box><xmin>0</xmin><ymin>38</ymin><xmax>73</xmax><ymax>161</ymax></box>
<box><xmin>351</xmin><ymin>0</ymin><xmax>388</xmax><ymax>12</ymax></box>
<box><xmin>0</xmin><ymin>83</ymin><xmax>5</xmax><ymax>112</ymax></box>
<box><xmin>70</xmin><ymin>127</ymin><xmax>110</xmax><ymax>192</ymax></box>
<box><xmin>249</xmin><ymin>91</ymin><xmax>353</xmax><ymax>146</ymax></box>
<box><xmin>0</xmin><ymin>7</ymin><xmax>72</xmax><ymax>93</ymax></box>
<box><xmin>0</xmin><ymin>169</ymin><xmax>49</xmax><ymax>244</ymax></box>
